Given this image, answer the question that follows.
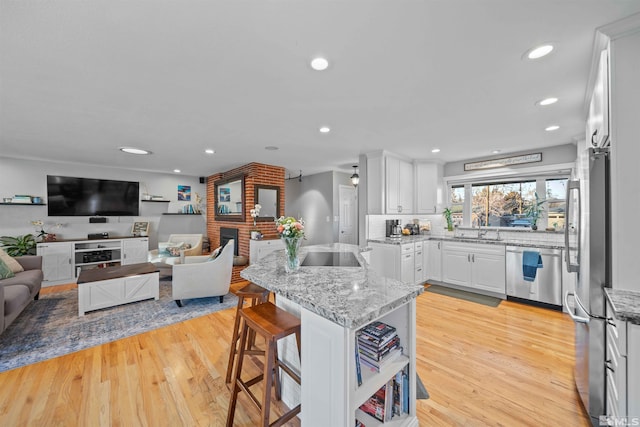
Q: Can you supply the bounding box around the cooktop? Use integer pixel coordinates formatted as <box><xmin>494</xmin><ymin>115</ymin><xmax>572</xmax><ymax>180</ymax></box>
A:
<box><xmin>301</xmin><ymin>251</ymin><xmax>361</xmax><ymax>267</ymax></box>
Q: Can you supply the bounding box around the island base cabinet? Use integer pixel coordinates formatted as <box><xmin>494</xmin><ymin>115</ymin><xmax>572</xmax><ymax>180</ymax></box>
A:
<box><xmin>298</xmin><ymin>301</ymin><xmax>418</xmax><ymax>427</ymax></box>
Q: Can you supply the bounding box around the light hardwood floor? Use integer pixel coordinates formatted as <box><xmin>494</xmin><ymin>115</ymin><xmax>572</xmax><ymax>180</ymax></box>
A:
<box><xmin>0</xmin><ymin>282</ymin><xmax>590</xmax><ymax>426</ymax></box>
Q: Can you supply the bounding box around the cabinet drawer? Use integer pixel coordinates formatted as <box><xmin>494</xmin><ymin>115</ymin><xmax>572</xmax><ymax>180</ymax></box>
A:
<box><xmin>414</xmin><ymin>241</ymin><xmax>423</xmax><ymax>251</ymax></box>
<box><xmin>401</xmin><ymin>243</ymin><xmax>414</xmax><ymax>253</ymax></box>
<box><xmin>607</xmin><ymin>302</ymin><xmax>627</xmax><ymax>356</ymax></box>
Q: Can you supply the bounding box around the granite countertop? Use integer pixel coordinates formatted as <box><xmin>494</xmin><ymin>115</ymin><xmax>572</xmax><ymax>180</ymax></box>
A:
<box><xmin>240</xmin><ymin>243</ymin><xmax>424</xmax><ymax>329</ymax></box>
<box><xmin>368</xmin><ymin>234</ymin><xmax>564</xmax><ymax>249</ymax></box>
<box><xmin>604</xmin><ymin>288</ymin><xmax>640</xmax><ymax>325</ymax></box>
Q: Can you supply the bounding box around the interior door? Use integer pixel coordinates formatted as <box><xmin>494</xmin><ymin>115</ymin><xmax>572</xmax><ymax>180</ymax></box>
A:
<box><xmin>338</xmin><ymin>185</ymin><xmax>357</xmax><ymax>244</ymax></box>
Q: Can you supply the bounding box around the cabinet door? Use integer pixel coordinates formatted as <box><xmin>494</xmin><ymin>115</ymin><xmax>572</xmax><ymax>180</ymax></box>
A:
<box><xmin>400</xmin><ymin>251</ymin><xmax>414</xmax><ymax>284</ymax></box>
<box><xmin>398</xmin><ymin>159</ymin><xmax>414</xmax><ymax>213</ymax></box>
<box><xmin>385</xmin><ymin>156</ymin><xmax>401</xmax><ymax>213</ymax></box>
<box><xmin>256</xmin><ymin>240</ymin><xmax>285</xmax><ymax>263</ymax></box>
<box><xmin>471</xmin><ymin>251</ymin><xmax>506</xmax><ymax>293</ymax></box>
<box><xmin>587</xmin><ymin>49</ymin><xmax>609</xmax><ymax>149</ymax></box>
<box><xmin>368</xmin><ymin>243</ymin><xmax>400</xmax><ymax>280</ymax></box>
<box><xmin>414</xmin><ymin>248</ymin><xmax>424</xmax><ymax>284</ymax></box>
<box><xmin>37</xmin><ymin>243</ymin><xmax>73</xmax><ymax>282</ymax></box>
<box><xmin>442</xmin><ymin>247</ymin><xmax>471</xmax><ymax>286</ymax></box>
<box><xmin>415</xmin><ymin>162</ymin><xmax>441</xmax><ymax>214</ymax></box>
<box><xmin>429</xmin><ymin>241</ymin><xmax>442</xmax><ymax>282</ymax></box>
<box><xmin>628</xmin><ymin>324</ymin><xmax>640</xmax><ymax>417</ymax></box>
<box><xmin>122</xmin><ymin>238</ymin><xmax>149</xmax><ymax>265</ymax></box>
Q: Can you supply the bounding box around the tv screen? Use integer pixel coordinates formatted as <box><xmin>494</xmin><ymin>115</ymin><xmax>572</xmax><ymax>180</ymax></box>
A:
<box><xmin>47</xmin><ymin>175</ymin><xmax>140</xmax><ymax>216</ymax></box>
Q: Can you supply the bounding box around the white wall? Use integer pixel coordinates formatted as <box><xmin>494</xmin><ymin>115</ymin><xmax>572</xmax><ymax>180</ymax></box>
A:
<box><xmin>0</xmin><ymin>157</ymin><xmax>206</xmax><ymax>249</ymax></box>
<box><xmin>285</xmin><ymin>171</ymin><xmax>334</xmax><ymax>246</ymax></box>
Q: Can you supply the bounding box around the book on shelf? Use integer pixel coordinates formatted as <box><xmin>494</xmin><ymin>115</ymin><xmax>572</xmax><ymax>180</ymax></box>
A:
<box><xmin>359</xmin><ymin>346</ymin><xmax>403</xmax><ymax>372</ymax></box>
<box><xmin>355</xmin><ymin>335</ymin><xmax>363</xmax><ymax>386</ymax></box>
<box><xmin>393</xmin><ymin>365</ymin><xmax>410</xmax><ymax>417</ymax></box>
<box><xmin>359</xmin><ymin>380</ymin><xmax>393</xmax><ymax>422</ymax></box>
<box><xmin>360</xmin><ymin>321</ymin><xmax>397</xmax><ymax>344</ymax></box>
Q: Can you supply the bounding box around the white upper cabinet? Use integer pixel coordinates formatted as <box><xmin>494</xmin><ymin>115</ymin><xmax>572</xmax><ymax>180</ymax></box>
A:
<box><xmin>415</xmin><ymin>162</ymin><xmax>443</xmax><ymax>214</ymax></box>
<box><xmin>587</xmin><ymin>48</ymin><xmax>610</xmax><ymax>148</ymax></box>
<box><xmin>366</xmin><ymin>151</ymin><xmax>414</xmax><ymax>214</ymax></box>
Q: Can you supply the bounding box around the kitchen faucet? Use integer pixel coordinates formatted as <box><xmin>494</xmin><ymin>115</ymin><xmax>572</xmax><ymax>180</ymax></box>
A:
<box><xmin>477</xmin><ymin>225</ymin><xmax>488</xmax><ymax>238</ymax></box>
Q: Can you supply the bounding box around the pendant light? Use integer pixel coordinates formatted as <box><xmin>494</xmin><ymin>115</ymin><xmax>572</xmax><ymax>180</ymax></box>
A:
<box><xmin>350</xmin><ymin>165</ymin><xmax>360</xmax><ymax>187</ymax></box>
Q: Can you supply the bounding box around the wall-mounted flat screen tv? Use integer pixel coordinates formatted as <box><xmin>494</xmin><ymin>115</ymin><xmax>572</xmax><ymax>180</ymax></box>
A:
<box><xmin>47</xmin><ymin>175</ymin><xmax>139</xmax><ymax>216</ymax></box>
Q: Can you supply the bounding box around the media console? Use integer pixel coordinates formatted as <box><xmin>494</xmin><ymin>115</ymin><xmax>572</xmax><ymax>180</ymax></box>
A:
<box><xmin>36</xmin><ymin>237</ymin><xmax>149</xmax><ymax>286</ymax></box>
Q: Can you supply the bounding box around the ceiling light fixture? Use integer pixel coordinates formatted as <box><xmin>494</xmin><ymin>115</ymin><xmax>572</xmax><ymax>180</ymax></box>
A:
<box><xmin>173</xmin><ymin>169</ymin><xmax>181</xmax><ymax>173</ymax></box>
<box><xmin>311</xmin><ymin>57</ymin><xmax>329</xmax><ymax>71</ymax></box>
<box><xmin>205</xmin><ymin>149</ymin><xmax>215</xmax><ymax>154</ymax></box>
<box><xmin>265</xmin><ymin>146</ymin><xmax>279</xmax><ymax>151</ymax></box>
<box><xmin>526</xmin><ymin>44</ymin><xmax>554</xmax><ymax>59</ymax></box>
<box><xmin>492</xmin><ymin>150</ymin><xmax>502</xmax><ymax>154</ymax></box>
<box><xmin>536</xmin><ymin>97</ymin><xmax>558</xmax><ymax>106</ymax></box>
<box><xmin>350</xmin><ymin>166</ymin><xmax>360</xmax><ymax>187</ymax></box>
<box><xmin>431</xmin><ymin>148</ymin><xmax>440</xmax><ymax>153</ymax></box>
<box><xmin>545</xmin><ymin>125</ymin><xmax>560</xmax><ymax>131</ymax></box>
<box><xmin>120</xmin><ymin>147</ymin><xmax>151</xmax><ymax>155</ymax></box>
<box><xmin>319</xmin><ymin>126</ymin><xmax>331</xmax><ymax>133</ymax></box>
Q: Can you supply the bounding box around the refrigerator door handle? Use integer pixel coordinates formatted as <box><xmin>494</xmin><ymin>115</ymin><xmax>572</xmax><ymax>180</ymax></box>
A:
<box><xmin>565</xmin><ymin>180</ymin><xmax>581</xmax><ymax>273</ymax></box>
<box><xmin>564</xmin><ymin>292</ymin><xmax>589</xmax><ymax>323</ymax></box>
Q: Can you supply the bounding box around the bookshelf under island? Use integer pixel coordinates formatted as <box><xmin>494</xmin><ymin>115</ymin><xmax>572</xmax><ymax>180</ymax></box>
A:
<box><xmin>241</xmin><ymin>243</ymin><xmax>423</xmax><ymax>427</ymax></box>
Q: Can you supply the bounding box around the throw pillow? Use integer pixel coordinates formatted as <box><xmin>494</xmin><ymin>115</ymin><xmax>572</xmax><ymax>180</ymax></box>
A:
<box><xmin>166</xmin><ymin>242</ymin><xmax>192</xmax><ymax>257</ymax></box>
<box><xmin>0</xmin><ymin>257</ymin><xmax>15</xmax><ymax>279</ymax></box>
<box><xmin>0</xmin><ymin>248</ymin><xmax>24</xmax><ymax>274</ymax></box>
<box><xmin>208</xmin><ymin>246</ymin><xmax>223</xmax><ymax>261</ymax></box>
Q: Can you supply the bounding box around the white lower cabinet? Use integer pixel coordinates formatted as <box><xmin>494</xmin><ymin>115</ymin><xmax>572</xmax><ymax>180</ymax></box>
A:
<box><xmin>122</xmin><ymin>238</ymin><xmax>149</xmax><ymax>265</ymax></box>
<box><xmin>37</xmin><ymin>242</ymin><xmax>73</xmax><ymax>283</ymax></box>
<box><xmin>428</xmin><ymin>240</ymin><xmax>442</xmax><ymax>282</ymax></box>
<box><xmin>369</xmin><ymin>241</ymin><xmax>425</xmax><ymax>285</ymax></box>
<box><xmin>606</xmin><ymin>298</ymin><xmax>640</xmax><ymax>419</ymax></box>
<box><xmin>37</xmin><ymin>237</ymin><xmax>149</xmax><ymax>286</ymax></box>
<box><xmin>441</xmin><ymin>242</ymin><xmax>505</xmax><ymax>295</ymax></box>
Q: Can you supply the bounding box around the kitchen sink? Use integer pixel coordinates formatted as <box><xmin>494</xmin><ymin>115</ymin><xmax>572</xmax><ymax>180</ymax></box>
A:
<box><xmin>453</xmin><ymin>235</ymin><xmax>503</xmax><ymax>242</ymax></box>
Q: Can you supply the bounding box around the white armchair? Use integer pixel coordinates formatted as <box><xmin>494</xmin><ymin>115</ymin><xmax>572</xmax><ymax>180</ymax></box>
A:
<box><xmin>148</xmin><ymin>233</ymin><xmax>204</xmax><ymax>264</ymax></box>
<box><xmin>170</xmin><ymin>240</ymin><xmax>234</xmax><ymax>307</ymax></box>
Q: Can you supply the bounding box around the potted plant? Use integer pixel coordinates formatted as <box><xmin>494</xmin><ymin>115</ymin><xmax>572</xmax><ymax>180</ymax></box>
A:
<box><xmin>525</xmin><ymin>192</ymin><xmax>546</xmax><ymax>231</ymax></box>
<box><xmin>0</xmin><ymin>234</ymin><xmax>37</xmax><ymax>256</ymax></box>
<box><xmin>443</xmin><ymin>208</ymin><xmax>454</xmax><ymax>232</ymax></box>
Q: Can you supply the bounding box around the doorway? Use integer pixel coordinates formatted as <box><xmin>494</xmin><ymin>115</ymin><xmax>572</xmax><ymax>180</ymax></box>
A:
<box><xmin>338</xmin><ymin>185</ymin><xmax>357</xmax><ymax>245</ymax></box>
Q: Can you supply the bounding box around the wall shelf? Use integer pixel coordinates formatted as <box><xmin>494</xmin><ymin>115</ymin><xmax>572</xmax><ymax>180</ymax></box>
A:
<box><xmin>162</xmin><ymin>213</ymin><xmax>200</xmax><ymax>215</ymax></box>
<box><xmin>0</xmin><ymin>202</ymin><xmax>46</xmax><ymax>206</ymax></box>
<box><xmin>141</xmin><ymin>200</ymin><xmax>169</xmax><ymax>203</ymax></box>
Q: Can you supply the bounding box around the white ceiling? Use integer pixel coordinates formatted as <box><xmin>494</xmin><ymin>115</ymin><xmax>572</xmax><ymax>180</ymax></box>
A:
<box><xmin>2</xmin><ymin>1</ymin><xmax>640</xmax><ymax>178</ymax></box>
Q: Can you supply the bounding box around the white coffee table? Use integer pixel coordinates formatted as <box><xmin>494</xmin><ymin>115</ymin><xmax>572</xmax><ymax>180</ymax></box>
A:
<box><xmin>77</xmin><ymin>262</ymin><xmax>160</xmax><ymax>316</ymax></box>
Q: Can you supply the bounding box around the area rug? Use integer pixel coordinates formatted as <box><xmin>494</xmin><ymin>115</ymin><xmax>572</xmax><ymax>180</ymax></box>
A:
<box><xmin>0</xmin><ymin>280</ymin><xmax>238</xmax><ymax>373</ymax></box>
<box><xmin>425</xmin><ymin>284</ymin><xmax>501</xmax><ymax>307</ymax></box>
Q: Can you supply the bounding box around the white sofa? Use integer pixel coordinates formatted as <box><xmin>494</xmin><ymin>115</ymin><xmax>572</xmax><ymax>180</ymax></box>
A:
<box><xmin>170</xmin><ymin>240</ymin><xmax>234</xmax><ymax>307</ymax></box>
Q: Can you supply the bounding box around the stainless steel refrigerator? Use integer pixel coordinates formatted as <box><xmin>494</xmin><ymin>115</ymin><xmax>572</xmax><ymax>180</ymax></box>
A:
<box><xmin>564</xmin><ymin>146</ymin><xmax>611</xmax><ymax>426</ymax></box>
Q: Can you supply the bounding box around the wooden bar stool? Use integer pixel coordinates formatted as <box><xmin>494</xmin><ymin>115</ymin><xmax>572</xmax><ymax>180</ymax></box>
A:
<box><xmin>225</xmin><ymin>283</ymin><xmax>271</xmax><ymax>384</ymax></box>
<box><xmin>226</xmin><ymin>302</ymin><xmax>301</xmax><ymax>427</ymax></box>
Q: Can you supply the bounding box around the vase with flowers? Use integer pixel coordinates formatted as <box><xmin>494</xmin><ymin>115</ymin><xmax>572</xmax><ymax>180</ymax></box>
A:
<box><xmin>250</xmin><ymin>204</ymin><xmax>262</xmax><ymax>240</ymax></box>
<box><xmin>275</xmin><ymin>216</ymin><xmax>305</xmax><ymax>273</ymax></box>
<box><xmin>31</xmin><ymin>220</ymin><xmax>56</xmax><ymax>242</ymax></box>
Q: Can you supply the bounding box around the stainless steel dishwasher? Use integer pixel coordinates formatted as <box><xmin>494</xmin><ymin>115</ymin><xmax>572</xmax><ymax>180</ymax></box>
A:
<box><xmin>505</xmin><ymin>246</ymin><xmax>562</xmax><ymax>309</ymax></box>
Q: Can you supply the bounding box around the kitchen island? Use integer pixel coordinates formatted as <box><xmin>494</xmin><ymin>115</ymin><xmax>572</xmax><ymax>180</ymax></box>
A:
<box><xmin>241</xmin><ymin>243</ymin><xmax>424</xmax><ymax>427</ymax></box>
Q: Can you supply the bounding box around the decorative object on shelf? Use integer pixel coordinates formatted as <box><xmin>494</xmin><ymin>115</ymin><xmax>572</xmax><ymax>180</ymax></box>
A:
<box><xmin>443</xmin><ymin>208</ymin><xmax>454</xmax><ymax>232</ymax></box>
<box><xmin>0</xmin><ymin>234</ymin><xmax>36</xmax><ymax>256</ymax></box>
<box><xmin>250</xmin><ymin>204</ymin><xmax>262</xmax><ymax>240</ymax></box>
<box><xmin>524</xmin><ymin>192</ymin><xmax>546</xmax><ymax>231</ymax></box>
<box><xmin>193</xmin><ymin>192</ymin><xmax>203</xmax><ymax>214</ymax></box>
<box><xmin>350</xmin><ymin>165</ymin><xmax>360</xmax><ymax>187</ymax></box>
<box><xmin>178</xmin><ymin>185</ymin><xmax>191</xmax><ymax>201</ymax></box>
<box><xmin>131</xmin><ymin>221</ymin><xmax>150</xmax><ymax>237</ymax></box>
<box><xmin>275</xmin><ymin>216</ymin><xmax>305</xmax><ymax>273</ymax></box>
<box><xmin>3</xmin><ymin>198</ymin><xmax>11</xmax><ymax>203</ymax></box>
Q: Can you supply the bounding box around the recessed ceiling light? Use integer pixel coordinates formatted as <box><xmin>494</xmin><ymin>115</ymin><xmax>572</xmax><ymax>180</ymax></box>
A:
<box><xmin>173</xmin><ymin>169</ymin><xmax>181</xmax><ymax>173</ymax></box>
<box><xmin>205</xmin><ymin>149</ymin><xmax>215</xmax><ymax>154</ymax></box>
<box><xmin>319</xmin><ymin>126</ymin><xmax>331</xmax><ymax>133</ymax></box>
<box><xmin>431</xmin><ymin>148</ymin><xmax>440</xmax><ymax>153</ymax></box>
<box><xmin>120</xmin><ymin>147</ymin><xmax>151</xmax><ymax>155</ymax></box>
<box><xmin>545</xmin><ymin>125</ymin><xmax>560</xmax><ymax>131</ymax></box>
<box><xmin>492</xmin><ymin>150</ymin><xmax>502</xmax><ymax>154</ymax></box>
<box><xmin>265</xmin><ymin>146</ymin><xmax>279</xmax><ymax>151</ymax></box>
<box><xmin>526</xmin><ymin>44</ymin><xmax>554</xmax><ymax>59</ymax></box>
<box><xmin>310</xmin><ymin>57</ymin><xmax>329</xmax><ymax>71</ymax></box>
<box><xmin>536</xmin><ymin>97</ymin><xmax>558</xmax><ymax>106</ymax></box>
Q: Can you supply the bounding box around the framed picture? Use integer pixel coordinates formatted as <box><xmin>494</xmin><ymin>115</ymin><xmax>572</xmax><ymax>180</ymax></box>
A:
<box><xmin>131</xmin><ymin>221</ymin><xmax>150</xmax><ymax>236</ymax></box>
<box><xmin>178</xmin><ymin>185</ymin><xmax>191</xmax><ymax>201</ymax></box>
<box><xmin>220</xmin><ymin>187</ymin><xmax>231</xmax><ymax>202</ymax></box>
